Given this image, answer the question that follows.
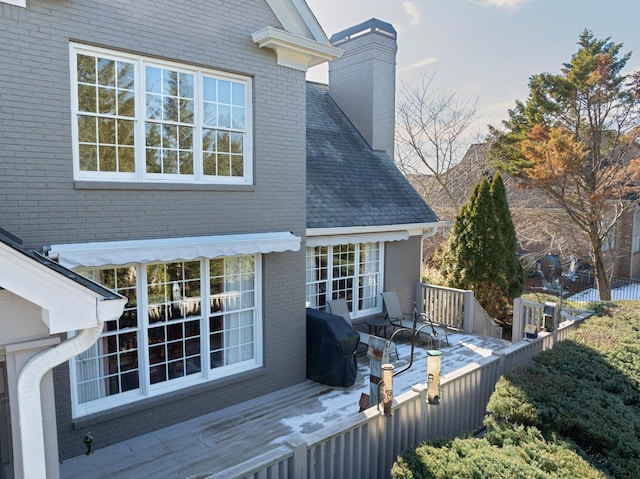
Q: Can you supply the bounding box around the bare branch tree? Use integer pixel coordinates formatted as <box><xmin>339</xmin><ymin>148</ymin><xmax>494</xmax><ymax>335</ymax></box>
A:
<box><xmin>396</xmin><ymin>70</ymin><xmax>480</xmax><ymax>212</ymax></box>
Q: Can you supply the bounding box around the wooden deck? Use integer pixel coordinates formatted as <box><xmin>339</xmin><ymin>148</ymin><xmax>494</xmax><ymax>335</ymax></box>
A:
<box><xmin>59</xmin><ymin>330</ymin><xmax>511</xmax><ymax>479</ymax></box>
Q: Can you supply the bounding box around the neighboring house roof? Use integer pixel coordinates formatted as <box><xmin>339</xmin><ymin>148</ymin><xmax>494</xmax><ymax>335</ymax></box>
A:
<box><xmin>306</xmin><ymin>82</ymin><xmax>438</xmax><ymax>229</ymax></box>
<box><xmin>408</xmin><ymin>143</ymin><xmax>554</xmax><ymax>214</ymax></box>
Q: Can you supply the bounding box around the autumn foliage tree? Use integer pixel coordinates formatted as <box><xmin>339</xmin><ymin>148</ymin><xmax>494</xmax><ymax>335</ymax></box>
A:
<box><xmin>489</xmin><ymin>30</ymin><xmax>640</xmax><ymax>300</ymax></box>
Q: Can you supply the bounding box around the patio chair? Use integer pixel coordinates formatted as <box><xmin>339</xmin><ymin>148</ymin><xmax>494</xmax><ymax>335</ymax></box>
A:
<box><xmin>382</xmin><ymin>291</ymin><xmax>450</xmax><ymax>348</ymax></box>
<box><xmin>327</xmin><ymin>299</ymin><xmax>398</xmax><ymax>360</ymax></box>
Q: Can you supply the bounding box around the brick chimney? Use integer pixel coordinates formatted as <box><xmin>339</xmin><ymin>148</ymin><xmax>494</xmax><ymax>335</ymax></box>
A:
<box><xmin>328</xmin><ymin>19</ymin><xmax>398</xmax><ymax>159</ymax></box>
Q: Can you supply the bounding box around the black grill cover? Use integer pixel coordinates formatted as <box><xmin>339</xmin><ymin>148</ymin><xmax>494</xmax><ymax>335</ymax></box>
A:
<box><xmin>306</xmin><ymin>308</ymin><xmax>359</xmax><ymax>387</ymax></box>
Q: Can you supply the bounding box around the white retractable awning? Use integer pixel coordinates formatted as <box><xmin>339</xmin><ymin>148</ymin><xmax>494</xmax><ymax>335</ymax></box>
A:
<box><xmin>48</xmin><ymin>231</ymin><xmax>301</xmax><ymax>269</ymax></box>
<box><xmin>305</xmin><ymin>230</ymin><xmax>409</xmax><ymax>247</ymax></box>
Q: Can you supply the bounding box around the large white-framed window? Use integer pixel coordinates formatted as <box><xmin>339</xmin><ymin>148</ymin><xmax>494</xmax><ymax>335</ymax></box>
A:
<box><xmin>70</xmin><ymin>43</ymin><xmax>252</xmax><ymax>185</ymax></box>
<box><xmin>71</xmin><ymin>255</ymin><xmax>261</xmax><ymax>417</ymax></box>
<box><xmin>306</xmin><ymin>242</ymin><xmax>383</xmax><ymax>317</ymax></box>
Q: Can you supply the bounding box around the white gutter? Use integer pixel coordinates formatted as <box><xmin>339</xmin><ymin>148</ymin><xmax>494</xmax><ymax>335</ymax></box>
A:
<box><xmin>17</xmin><ymin>297</ymin><xmax>125</xmax><ymax>479</ymax></box>
<box><xmin>306</xmin><ymin>221</ymin><xmax>444</xmax><ymax>238</ymax></box>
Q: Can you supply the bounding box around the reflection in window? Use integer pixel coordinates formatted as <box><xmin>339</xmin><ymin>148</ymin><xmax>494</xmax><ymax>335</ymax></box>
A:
<box><xmin>209</xmin><ymin>256</ymin><xmax>256</xmax><ymax>368</ymax></box>
<box><xmin>146</xmin><ymin>261</ymin><xmax>202</xmax><ymax>384</ymax></box>
<box><xmin>72</xmin><ymin>255</ymin><xmax>260</xmax><ymax>417</ymax></box>
<box><xmin>306</xmin><ymin>243</ymin><xmax>382</xmax><ymax>316</ymax></box>
<box><xmin>76</xmin><ymin>267</ymin><xmax>139</xmax><ymax>403</ymax></box>
<box><xmin>72</xmin><ymin>44</ymin><xmax>251</xmax><ymax>183</ymax></box>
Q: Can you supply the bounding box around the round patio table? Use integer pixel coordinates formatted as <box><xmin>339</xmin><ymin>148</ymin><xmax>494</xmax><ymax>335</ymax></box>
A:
<box><xmin>364</xmin><ymin>317</ymin><xmax>389</xmax><ymax>338</ymax></box>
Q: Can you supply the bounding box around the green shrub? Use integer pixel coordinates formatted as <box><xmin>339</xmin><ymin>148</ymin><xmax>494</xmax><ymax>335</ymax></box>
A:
<box><xmin>391</xmin><ymin>433</ymin><xmax>605</xmax><ymax>479</ymax></box>
<box><xmin>392</xmin><ymin>302</ymin><xmax>640</xmax><ymax>478</ymax></box>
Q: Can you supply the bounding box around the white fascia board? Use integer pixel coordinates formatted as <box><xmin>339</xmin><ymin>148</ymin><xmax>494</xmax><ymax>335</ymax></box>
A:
<box><xmin>1</xmin><ymin>0</ymin><xmax>26</xmax><ymax>7</ymax></box>
<box><xmin>265</xmin><ymin>0</ymin><xmax>331</xmax><ymax>44</ymax></box>
<box><xmin>0</xmin><ymin>243</ymin><xmax>125</xmax><ymax>334</ymax></box>
<box><xmin>306</xmin><ymin>222</ymin><xmax>444</xmax><ymax>239</ymax></box>
<box><xmin>252</xmin><ymin>26</ymin><xmax>342</xmax><ymax>71</ymax></box>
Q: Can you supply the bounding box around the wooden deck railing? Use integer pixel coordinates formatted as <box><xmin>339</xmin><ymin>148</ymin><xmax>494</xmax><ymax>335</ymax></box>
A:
<box><xmin>206</xmin><ymin>302</ymin><xmax>587</xmax><ymax>479</ymax></box>
<box><xmin>415</xmin><ymin>283</ymin><xmax>503</xmax><ymax>339</ymax></box>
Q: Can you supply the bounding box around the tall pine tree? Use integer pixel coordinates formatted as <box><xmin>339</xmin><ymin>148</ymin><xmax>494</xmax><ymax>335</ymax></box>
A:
<box><xmin>490</xmin><ymin>173</ymin><xmax>524</xmax><ymax>300</ymax></box>
<box><xmin>441</xmin><ymin>177</ymin><xmax>508</xmax><ymax>318</ymax></box>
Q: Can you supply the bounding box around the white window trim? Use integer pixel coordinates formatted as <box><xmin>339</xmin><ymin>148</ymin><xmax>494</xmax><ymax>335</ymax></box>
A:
<box><xmin>306</xmin><ymin>241</ymin><xmax>385</xmax><ymax>318</ymax></box>
<box><xmin>2</xmin><ymin>0</ymin><xmax>25</xmax><ymax>7</ymax></box>
<box><xmin>69</xmin><ymin>43</ymin><xmax>253</xmax><ymax>185</ymax></box>
<box><xmin>70</xmin><ymin>255</ymin><xmax>263</xmax><ymax>418</ymax></box>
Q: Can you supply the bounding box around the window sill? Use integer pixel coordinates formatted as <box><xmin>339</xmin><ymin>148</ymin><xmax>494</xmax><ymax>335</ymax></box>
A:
<box><xmin>72</xmin><ymin>367</ymin><xmax>266</xmax><ymax>429</ymax></box>
<box><xmin>74</xmin><ymin>180</ymin><xmax>255</xmax><ymax>192</ymax></box>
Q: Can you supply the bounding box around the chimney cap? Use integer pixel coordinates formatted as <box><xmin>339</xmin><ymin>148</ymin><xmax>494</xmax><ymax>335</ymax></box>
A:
<box><xmin>330</xmin><ymin>18</ymin><xmax>396</xmax><ymax>45</ymax></box>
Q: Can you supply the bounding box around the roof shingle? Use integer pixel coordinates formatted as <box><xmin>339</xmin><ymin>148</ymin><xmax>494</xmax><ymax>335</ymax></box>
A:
<box><xmin>306</xmin><ymin>82</ymin><xmax>438</xmax><ymax>229</ymax></box>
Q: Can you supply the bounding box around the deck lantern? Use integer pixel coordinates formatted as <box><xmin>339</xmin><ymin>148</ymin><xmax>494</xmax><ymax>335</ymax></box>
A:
<box><xmin>427</xmin><ymin>350</ymin><xmax>441</xmax><ymax>404</ymax></box>
<box><xmin>378</xmin><ymin>363</ymin><xmax>394</xmax><ymax>416</ymax></box>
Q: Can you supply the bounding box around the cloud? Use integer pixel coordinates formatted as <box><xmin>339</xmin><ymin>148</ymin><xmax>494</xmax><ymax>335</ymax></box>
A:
<box><xmin>402</xmin><ymin>1</ymin><xmax>421</xmax><ymax>26</ymax></box>
<box><xmin>470</xmin><ymin>0</ymin><xmax>533</xmax><ymax>10</ymax></box>
<box><xmin>398</xmin><ymin>57</ymin><xmax>439</xmax><ymax>73</ymax></box>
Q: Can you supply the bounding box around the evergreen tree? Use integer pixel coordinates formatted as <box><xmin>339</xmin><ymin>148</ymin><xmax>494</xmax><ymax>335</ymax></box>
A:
<box><xmin>441</xmin><ymin>178</ymin><xmax>508</xmax><ymax>318</ymax></box>
<box><xmin>490</xmin><ymin>173</ymin><xmax>524</xmax><ymax>299</ymax></box>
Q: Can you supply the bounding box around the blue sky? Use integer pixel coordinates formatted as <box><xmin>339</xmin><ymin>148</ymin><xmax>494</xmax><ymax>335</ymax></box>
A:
<box><xmin>306</xmin><ymin>0</ymin><xmax>640</xmax><ymax>138</ymax></box>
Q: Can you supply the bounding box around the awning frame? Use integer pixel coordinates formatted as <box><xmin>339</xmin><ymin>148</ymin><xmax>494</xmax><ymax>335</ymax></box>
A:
<box><xmin>48</xmin><ymin>232</ymin><xmax>301</xmax><ymax>269</ymax></box>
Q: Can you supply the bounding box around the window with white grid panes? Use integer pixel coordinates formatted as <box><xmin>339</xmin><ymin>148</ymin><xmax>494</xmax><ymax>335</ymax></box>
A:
<box><xmin>306</xmin><ymin>242</ymin><xmax>383</xmax><ymax>317</ymax></box>
<box><xmin>75</xmin><ymin>267</ymin><xmax>139</xmax><ymax>404</ymax></box>
<box><xmin>305</xmin><ymin>246</ymin><xmax>328</xmax><ymax>309</ymax></box>
<box><xmin>146</xmin><ymin>261</ymin><xmax>202</xmax><ymax>384</ymax></box>
<box><xmin>358</xmin><ymin>242</ymin><xmax>380</xmax><ymax>311</ymax></box>
<box><xmin>71</xmin><ymin>44</ymin><xmax>252</xmax><ymax>184</ymax></box>
<box><xmin>209</xmin><ymin>256</ymin><xmax>256</xmax><ymax>369</ymax></box>
<box><xmin>71</xmin><ymin>255</ymin><xmax>260</xmax><ymax>417</ymax></box>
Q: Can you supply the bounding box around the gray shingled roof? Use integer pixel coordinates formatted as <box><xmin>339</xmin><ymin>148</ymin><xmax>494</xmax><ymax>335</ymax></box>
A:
<box><xmin>306</xmin><ymin>82</ymin><xmax>438</xmax><ymax>229</ymax></box>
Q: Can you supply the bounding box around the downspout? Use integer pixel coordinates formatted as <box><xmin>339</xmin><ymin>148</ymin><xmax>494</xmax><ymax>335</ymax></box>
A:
<box><xmin>18</xmin><ymin>322</ymin><xmax>103</xmax><ymax>479</ymax></box>
<box><xmin>16</xmin><ymin>291</ymin><xmax>125</xmax><ymax>479</ymax></box>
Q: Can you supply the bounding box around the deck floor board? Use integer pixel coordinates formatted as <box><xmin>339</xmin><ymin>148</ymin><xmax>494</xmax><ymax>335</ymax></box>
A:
<box><xmin>60</xmin><ymin>331</ymin><xmax>510</xmax><ymax>478</ymax></box>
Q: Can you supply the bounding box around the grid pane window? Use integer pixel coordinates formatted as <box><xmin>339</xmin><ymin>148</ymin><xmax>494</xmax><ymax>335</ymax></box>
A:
<box><xmin>305</xmin><ymin>243</ymin><xmax>382</xmax><ymax>316</ymax></box>
<box><xmin>72</xmin><ymin>45</ymin><xmax>251</xmax><ymax>183</ymax></box>
<box><xmin>76</xmin><ymin>54</ymin><xmax>135</xmax><ymax>173</ymax></box>
<box><xmin>359</xmin><ymin>242</ymin><xmax>380</xmax><ymax>311</ymax></box>
<box><xmin>306</xmin><ymin>246</ymin><xmax>328</xmax><ymax>309</ymax></box>
<box><xmin>209</xmin><ymin>256</ymin><xmax>256</xmax><ymax>368</ymax></box>
<box><xmin>145</xmin><ymin>67</ymin><xmax>194</xmax><ymax>175</ymax></box>
<box><xmin>76</xmin><ymin>267</ymin><xmax>139</xmax><ymax>403</ymax></box>
<box><xmin>146</xmin><ymin>261</ymin><xmax>202</xmax><ymax>384</ymax></box>
<box><xmin>72</xmin><ymin>254</ymin><xmax>260</xmax><ymax>417</ymax></box>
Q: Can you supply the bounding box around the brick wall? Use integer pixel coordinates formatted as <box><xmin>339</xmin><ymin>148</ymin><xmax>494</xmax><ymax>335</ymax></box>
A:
<box><xmin>1</xmin><ymin>0</ymin><xmax>308</xmax><ymax>460</ymax></box>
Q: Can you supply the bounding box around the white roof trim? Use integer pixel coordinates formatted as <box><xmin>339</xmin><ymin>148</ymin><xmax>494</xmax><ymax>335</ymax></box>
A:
<box><xmin>307</xmin><ymin>231</ymin><xmax>409</xmax><ymax>247</ymax></box>
<box><xmin>0</xmin><ymin>242</ymin><xmax>125</xmax><ymax>334</ymax></box>
<box><xmin>265</xmin><ymin>0</ymin><xmax>328</xmax><ymax>42</ymax></box>
<box><xmin>252</xmin><ymin>27</ymin><xmax>342</xmax><ymax>71</ymax></box>
<box><xmin>307</xmin><ymin>222</ymin><xmax>442</xmax><ymax>238</ymax></box>
<box><xmin>48</xmin><ymin>232</ymin><xmax>301</xmax><ymax>269</ymax></box>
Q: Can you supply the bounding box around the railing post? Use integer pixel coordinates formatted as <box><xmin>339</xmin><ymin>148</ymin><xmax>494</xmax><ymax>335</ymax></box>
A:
<box><xmin>463</xmin><ymin>290</ymin><xmax>475</xmax><ymax>334</ymax></box>
<box><xmin>286</xmin><ymin>437</ymin><xmax>308</xmax><ymax>479</ymax></box>
<box><xmin>512</xmin><ymin>298</ymin><xmax>523</xmax><ymax>343</ymax></box>
<box><xmin>415</xmin><ymin>282</ymin><xmax>423</xmax><ymax>314</ymax></box>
